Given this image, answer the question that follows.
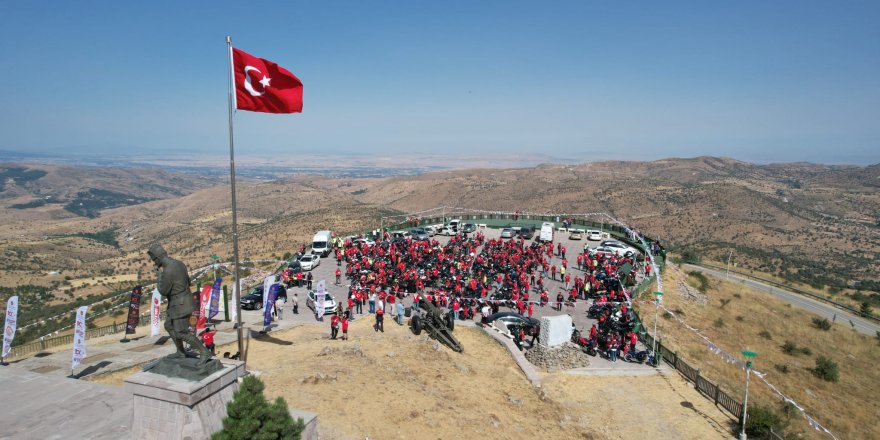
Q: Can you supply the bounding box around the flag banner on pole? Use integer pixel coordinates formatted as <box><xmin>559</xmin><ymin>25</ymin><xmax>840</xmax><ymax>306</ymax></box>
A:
<box><xmin>71</xmin><ymin>306</ymin><xmax>88</xmax><ymax>370</ymax></box>
<box><xmin>3</xmin><ymin>296</ymin><xmax>19</xmax><ymax>358</ymax></box>
<box><xmin>150</xmin><ymin>288</ymin><xmax>161</xmax><ymax>337</ymax></box>
<box><xmin>208</xmin><ymin>278</ymin><xmax>222</xmax><ymax>319</ymax></box>
<box><xmin>230</xmin><ymin>283</ymin><xmax>239</xmax><ymax>324</ymax></box>
<box><xmin>263</xmin><ymin>283</ymin><xmax>278</xmax><ymax>328</ymax></box>
<box><xmin>125</xmin><ymin>285</ymin><xmax>143</xmax><ymax>335</ymax></box>
<box><xmin>232</xmin><ymin>47</ymin><xmax>303</xmax><ymax>114</ymax></box>
<box><xmin>197</xmin><ymin>284</ymin><xmax>212</xmax><ymax>330</ymax></box>
<box><xmin>263</xmin><ymin>275</ymin><xmax>275</xmax><ymax>311</ymax></box>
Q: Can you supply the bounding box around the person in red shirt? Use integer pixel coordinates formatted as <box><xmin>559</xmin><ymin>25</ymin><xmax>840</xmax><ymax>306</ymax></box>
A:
<box><xmin>335</xmin><ymin>268</ymin><xmax>342</xmax><ymax>285</ymax></box>
<box><xmin>341</xmin><ymin>316</ymin><xmax>349</xmax><ymax>340</ymax></box>
<box><xmin>199</xmin><ymin>326</ymin><xmax>216</xmax><ymax>355</ymax></box>
<box><xmin>629</xmin><ymin>332</ymin><xmax>637</xmax><ymax>354</ymax></box>
<box><xmin>550</xmin><ymin>265</ymin><xmax>557</xmax><ymax>280</ymax></box>
<box><xmin>330</xmin><ymin>313</ymin><xmax>340</xmax><ymax>340</ymax></box>
<box><xmin>527</xmin><ymin>303</ymin><xmax>534</xmax><ymax>317</ymax></box>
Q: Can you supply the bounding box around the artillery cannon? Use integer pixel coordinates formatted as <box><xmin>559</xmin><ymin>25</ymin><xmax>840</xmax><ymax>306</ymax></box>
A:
<box><xmin>410</xmin><ymin>299</ymin><xmax>463</xmax><ymax>353</ymax></box>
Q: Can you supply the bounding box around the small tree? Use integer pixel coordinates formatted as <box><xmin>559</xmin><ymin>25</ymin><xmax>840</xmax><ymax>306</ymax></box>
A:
<box><xmin>860</xmin><ymin>302</ymin><xmax>873</xmax><ymax>317</ymax></box>
<box><xmin>812</xmin><ymin>317</ymin><xmax>832</xmax><ymax>331</ymax></box>
<box><xmin>213</xmin><ymin>375</ymin><xmax>304</xmax><ymax>440</ymax></box>
<box><xmin>743</xmin><ymin>404</ymin><xmax>788</xmax><ymax>438</ymax></box>
<box><xmin>812</xmin><ymin>356</ymin><xmax>839</xmax><ymax>382</ymax></box>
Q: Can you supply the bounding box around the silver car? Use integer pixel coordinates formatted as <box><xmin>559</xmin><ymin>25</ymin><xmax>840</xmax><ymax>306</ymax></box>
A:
<box><xmin>500</xmin><ymin>228</ymin><xmax>516</xmax><ymax>238</ymax></box>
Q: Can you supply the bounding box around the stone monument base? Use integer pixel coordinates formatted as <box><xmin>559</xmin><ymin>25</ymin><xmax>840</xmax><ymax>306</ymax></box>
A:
<box><xmin>539</xmin><ymin>314</ymin><xmax>573</xmax><ymax>348</ymax></box>
<box><xmin>124</xmin><ymin>358</ymin><xmax>245</xmax><ymax>440</ymax></box>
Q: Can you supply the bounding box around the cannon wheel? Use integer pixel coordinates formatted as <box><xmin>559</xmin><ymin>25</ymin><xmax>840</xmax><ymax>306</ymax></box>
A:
<box><xmin>411</xmin><ymin>315</ymin><xmax>422</xmax><ymax>335</ymax></box>
<box><xmin>446</xmin><ymin>311</ymin><xmax>455</xmax><ymax>331</ymax></box>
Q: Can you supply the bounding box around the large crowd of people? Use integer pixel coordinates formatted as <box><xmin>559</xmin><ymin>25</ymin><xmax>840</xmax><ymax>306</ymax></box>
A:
<box><xmin>266</xmin><ymin>225</ymin><xmax>651</xmax><ymax>361</ymax></box>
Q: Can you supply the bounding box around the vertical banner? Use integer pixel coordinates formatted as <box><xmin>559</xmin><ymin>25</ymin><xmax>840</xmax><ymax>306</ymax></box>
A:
<box><xmin>230</xmin><ymin>283</ymin><xmax>238</xmax><ymax>324</ymax></box>
<box><xmin>197</xmin><ymin>284</ymin><xmax>212</xmax><ymax>330</ymax></box>
<box><xmin>262</xmin><ymin>275</ymin><xmax>275</xmax><ymax>311</ymax></box>
<box><xmin>2</xmin><ymin>296</ymin><xmax>19</xmax><ymax>358</ymax></box>
<box><xmin>150</xmin><ymin>288</ymin><xmax>161</xmax><ymax>337</ymax></box>
<box><xmin>316</xmin><ymin>279</ymin><xmax>326</xmax><ymax>295</ymax></box>
<box><xmin>208</xmin><ymin>278</ymin><xmax>222</xmax><ymax>319</ymax></box>
<box><xmin>125</xmin><ymin>285</ymin><xmax>143</xmax><ymax>335</ymax></box>
<box><xmin>71</xmin><ymin>306</ymin><xmax>88</xmax><ymax>370</ymax></box>
<box><xmin>262</xmin><ymin>283</ymin><xmax>278</xmax><ymax>328</ymax></box>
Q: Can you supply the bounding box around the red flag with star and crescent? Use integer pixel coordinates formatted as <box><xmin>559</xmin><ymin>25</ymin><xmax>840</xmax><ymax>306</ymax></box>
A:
<box><xmin>232</xmin><ymin>48</ymin><xmax>303</xmax><ymax>113</ymax></box>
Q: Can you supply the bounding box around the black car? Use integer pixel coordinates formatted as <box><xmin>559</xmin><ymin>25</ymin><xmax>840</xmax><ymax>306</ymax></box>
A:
<box><xmin>287</xmin><ymin>261</ymin><xmax>303</xmax><ymax>273</ymax></box>
<box><xmin>240</xmin><ymin>285</ymin><xmax>288</xmax><ymax>310</ymax></box>
<box><xmin>486</xmin><ymin>312</ymin><xmax>539</xmax><ymax>337</ymax></box>
<box><xmin>462</xmin><ymin>223</ymin><xmax>477</xmax><ymax>233</ymax></box>
<box><xmin>518</xmin><ymin>227</ymin><xmax>535</xmax><ymax>239</ymax></box>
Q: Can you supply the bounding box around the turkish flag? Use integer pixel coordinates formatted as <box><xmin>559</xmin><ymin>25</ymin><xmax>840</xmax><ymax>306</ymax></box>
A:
<box><xmin>232</xmin><ymin>48</ymin><xmax>303</xmax><ymax>113</ymax></box>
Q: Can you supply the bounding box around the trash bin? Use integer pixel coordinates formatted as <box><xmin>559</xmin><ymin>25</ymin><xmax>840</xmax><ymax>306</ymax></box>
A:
<box><xmin>404</xmin><ymin>306</ymin><xmax>412</xmax><ymax>317</ymax></box>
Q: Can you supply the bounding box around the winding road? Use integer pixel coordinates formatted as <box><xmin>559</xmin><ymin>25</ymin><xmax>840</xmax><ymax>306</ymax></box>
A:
<box><xmin>683</xmin><ymin>264</ymin><xmax>880</xmax><ymax>336</ymax></box>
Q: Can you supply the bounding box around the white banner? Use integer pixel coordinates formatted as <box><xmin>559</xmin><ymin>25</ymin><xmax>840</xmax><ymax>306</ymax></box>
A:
<box><xmin>316</xmin><ymin>279</ymin><xmax>326</xmax><ymax>294</ymax></box>
<box><xmin>2</xmin><ymin>296</ymin><xmax>19</xmax><ymax>358</ymax></box>
<box><xmin>263</xmin><ymin>275</ymin><xmax>275</xmax><ymax>310</ymax></box>
<box><xmin>71</xmin><ymin>306</ymin><xmax>88</xmax><ymax>370</ymax></box>
<box><xmin>230</xmin><ymin>283</ymin><xmax>239</xmax><ymax>324</ymax></box>
<box><xmin>150</xmin><ymin>288</ymin><xmax>161</xmax><ymax>337</ymax></box>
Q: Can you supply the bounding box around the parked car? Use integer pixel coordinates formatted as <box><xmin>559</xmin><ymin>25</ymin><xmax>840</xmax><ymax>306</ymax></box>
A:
<box><xmin>462</xmin><ymin>223</ymin><xmax>477</xmax><ymax>233</ymax></box>
<box><xmin>587</xmin><ymin>230</ymin><xmax>603</xmax><ymax>241</ymax></box>
<box><xmin>518</xmin><ymin>227</ymin><xmax>535</xmax><ymax>239</ymax></box>
<box><xmin>410</xmin><ymin>228</ymin><xmax>430</xmax><ymax>240</ymax></box>
<box><xmin>299</xmin><ymin>253</ymin><xmax>321</xmax><ymax>271</ymax></box>
<box><xmin>391</xmin><ymin>230</ymin><xmax>410</xmax><ymax>239</ymax></box>
<box><xmin>569</xmin><ymin>229</ymin><xmax>585</xmax><ymax>240</ymax></box>
<box><xmin>500</xmin><ymin>228</ymin><xmax>516</xmax><ymax>238</ymax></box>
<box><xmin>287</xmin><ymin>260</ymin><xmax>303</xmax><ymax>273</ymax></box>
<box><xmin>441</xmin><ymin>227</ymin><xmax>457</xmax><ymax>236</ymax></box>
<box><xmin>589</xmin><ymin>246</ymin><xmax>619</xmax><ymax>258</ymax></box>
<box><xmin>306</xmin><ymin>291</ymin><xmax>337</xmax><ymax>315</ymax></box>
<box><xmin>240</xmin><ymin>285</ymin><xmax>287</xmax><ymax>310</ymax></box>
<box><xmin>353</xmin><ymin>238</ymin><xmax>376</xmax><ymax>246</ymax></box>
<box><xmin>423</xmin><ymin>226</ymin><xmax>438</xmax><ymax>236</ymax></box>
<box><xmin>600</xmin><ymin>240</ymin><xmax>637</xmax><ymax>256</ymax></box>
<box><xmin>447</xmin><ymin>219</ymin><xmax>462</xmax><ymax>231</ymax></box>
<box><xmin>240</xmin><ymin>291</ymin><xmax>264</xmax><ymax>310</ymax></box>
<box><xmin>487</xmin><ymin>312</ymin><xmax>539</xmax><ymax>338</ymax></box>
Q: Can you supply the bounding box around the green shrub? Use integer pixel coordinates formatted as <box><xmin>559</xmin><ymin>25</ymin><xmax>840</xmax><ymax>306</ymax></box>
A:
<box><xmin>758</xmin><ymin>330</ymin><xmax>772</xmax><ymax>340</ymax></box>
<box><xmin>774</xmin><ymin>363</ymin><xmax>790</xmax><ymax>374</ymax></box>
<box><xmin>735</xmin><ymin>316</ymin><xmax>745</xmax><ymax>322</ymax></box>
<box><xmin>812</xmin><ymin>317</ymin><xmax>832</xmax><ymax>331</ymax></box>
<box><xmin>213</xmin><ymin>375</ymin><xmax>305</xmax><ymax>440</ymax></box>
<box><xmin>799</xmin><ymin>347</ymin><xmax>812</xmax><ymax>356</ymax></box>
<box><xmin>743</xmin><ymin>404</ymin><xmax>788</xmax><ymax>438</ymax></box>
<box><xmin>812</xmin><ymin>356</ymin><xmax>839</xmax><ymax>382</ymax></box>
<box><xmin>713</xmin><ymin>318</ymin><xmax>725</xmax><ymax>328</ymax></box>
<box><xmin>781</xmin><ymin>341</ymin><xmax>797</xmax><ymax>355</ymax></box>
<box><xmin>861</xmin><ymin>302</ymin><xmax>873</xmax><ymax>317</ymax></box>
<box><xmin>687</xmin><ymin>271</ymin><xmax>711</xmax><ymax>292</ymax></box>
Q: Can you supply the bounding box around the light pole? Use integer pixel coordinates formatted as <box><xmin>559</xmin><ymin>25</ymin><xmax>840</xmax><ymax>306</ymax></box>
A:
<box><xmin>726</xmin><ymin>250</ymin><xmax>734</xmax><ymax>280</ymax></box>
<box><xmin>740</xmin><ymin>350</ymin><xmax>758</xmax><ymax>440</ymax></box>
<box><xmin>211</xmin><ymin>255</ymin><xmax>219</xmax><ymax>280</ymax></box>
<box><xmin>652</xmin><ymin>291</ymin><xmax>663</xmax><ymax>364</ymax></box>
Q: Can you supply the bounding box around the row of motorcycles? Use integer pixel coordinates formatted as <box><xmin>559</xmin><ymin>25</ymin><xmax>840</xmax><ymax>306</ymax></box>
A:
<box><xmin>570</xmin><ymin>327</ymin><xmax>657</xmax><ymax>365</ymax></box>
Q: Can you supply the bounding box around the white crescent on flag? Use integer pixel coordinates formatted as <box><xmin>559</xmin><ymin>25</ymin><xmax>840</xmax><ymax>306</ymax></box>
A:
<box><xmin>244</xmin><ymin>66</ymin><xmax>265</xmax><ymax>97</ymax></box>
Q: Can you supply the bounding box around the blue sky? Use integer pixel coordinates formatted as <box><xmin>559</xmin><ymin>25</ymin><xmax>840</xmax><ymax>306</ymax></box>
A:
<box><xmin>0</xmin><ymin>1</ymin><xmax>878</xmax><ymax>164</ymax></box>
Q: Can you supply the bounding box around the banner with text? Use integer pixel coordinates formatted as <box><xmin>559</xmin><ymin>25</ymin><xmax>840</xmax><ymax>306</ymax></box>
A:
<box><xmin>263</xmin><ymin>283</ymin><xmax>279</xmax><ymax>328</ymax></box>
<box><xmin>2</xmin><ymin>296</ymin><xmax>18</xmax><ymax>358</ymax></box>
<box><xmin>150</xmin><ymin>288</ymin><xmax>161</xmax><ymax>337</ymax></box>
<box><xmin>71</xmin><ymin>306</ymin><xmax>88</xmax><ymax>370</ymax></box>
<box><xmin>208</xmin><ymin>278</ymin><xmax>222</xmax><ymax>319</ymax></box>
<box><xmin>125</xmin><ymin>285</ymin><xmax>143</xmax><ymax>335</ymax></box>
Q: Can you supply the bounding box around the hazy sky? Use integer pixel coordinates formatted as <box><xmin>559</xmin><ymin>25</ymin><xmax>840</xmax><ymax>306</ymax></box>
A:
<box><xmin>1</xmin><ymin>1</ymin><xmax>878</xmax><ymax>165</ymax></box>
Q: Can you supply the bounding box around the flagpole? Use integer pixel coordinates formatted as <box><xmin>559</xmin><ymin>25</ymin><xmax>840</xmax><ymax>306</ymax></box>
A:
<box><xmin>226</xmin><ymin>35</ymin><xmax>245</xmax><ymax>365</ymax></box>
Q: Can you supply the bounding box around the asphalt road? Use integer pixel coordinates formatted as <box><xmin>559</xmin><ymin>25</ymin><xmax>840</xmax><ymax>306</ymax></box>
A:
<box><xmin>683</xmin><ymin>264</ymin><xmax>880</xmax><ymax>336</ymax></box>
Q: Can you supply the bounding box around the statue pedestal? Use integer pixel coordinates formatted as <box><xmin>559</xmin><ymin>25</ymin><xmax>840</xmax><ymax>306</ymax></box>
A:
<box><xmin>124</xmin><ymin>358</ymin><xmax>245</xmax><ymax>440</ymax></box>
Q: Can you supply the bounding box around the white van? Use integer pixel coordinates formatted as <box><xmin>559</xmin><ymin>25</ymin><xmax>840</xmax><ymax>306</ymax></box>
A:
<box><xmin>539</xmin><ymin>224</ymin><xmax>554</xmax><ymax>242</ymax></box>
<box><xmin>311</xmin><ymin>230</ymin><xmax>332</xmax><ymax>257</ymax></box>
<box><xmin>447</xmin><ymin>219</ymin><xmax>462</xmax><ymax>231</ymax></box>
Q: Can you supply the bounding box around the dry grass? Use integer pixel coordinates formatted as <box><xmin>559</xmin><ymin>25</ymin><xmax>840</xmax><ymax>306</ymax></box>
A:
<box><xmin>636</xmin><ymin>262</ymin><xmax>880</xmax><ymax>440</ymax></box>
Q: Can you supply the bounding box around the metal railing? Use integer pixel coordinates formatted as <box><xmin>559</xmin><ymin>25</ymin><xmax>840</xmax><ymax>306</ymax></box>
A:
<box><xmin>6</xmin><ymin>311</ymin><xmax>165</xmax><ymax>360</ymax></box>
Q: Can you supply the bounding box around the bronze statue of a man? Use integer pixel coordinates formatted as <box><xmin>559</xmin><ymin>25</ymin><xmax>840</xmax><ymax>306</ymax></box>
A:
<box><xmin>148</xmin><ymin>243</ymin><xmax>211</xmax><ymax>365</ymax></box>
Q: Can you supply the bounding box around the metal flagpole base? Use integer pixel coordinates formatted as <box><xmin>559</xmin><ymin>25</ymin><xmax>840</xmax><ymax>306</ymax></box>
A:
<box><xmin>120</xmin><ymin>338</ymin><xmax>130</xmax><ymax>343</ymax></box>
